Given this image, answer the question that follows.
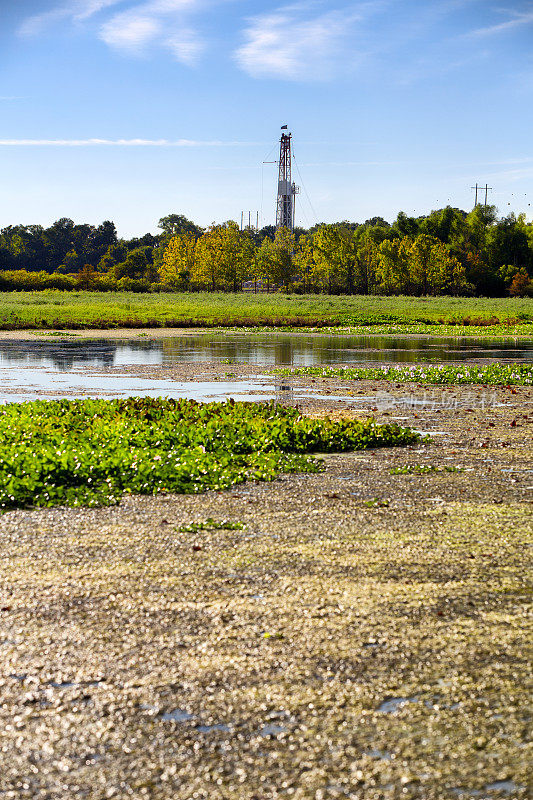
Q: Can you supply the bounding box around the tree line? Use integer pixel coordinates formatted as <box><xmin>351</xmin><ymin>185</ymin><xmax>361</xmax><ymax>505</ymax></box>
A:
<box><xmin>1</xmin><ymin>208</ymin><xmax>532</xmax><ymax>296</ymax></box>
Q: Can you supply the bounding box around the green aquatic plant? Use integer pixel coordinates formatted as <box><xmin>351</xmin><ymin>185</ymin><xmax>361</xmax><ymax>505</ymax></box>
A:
<box><xmin>178</xmin><ymin>518</ymin><xmax>246</xmax><ymax>533</ymax></box>
<box><xmin>274</xmin><ymin>363</ymin><xmax>533</xmax><ymax>386</ymax></box>
<box><xmin>0</xmin><ymin>397</ymin><xmax>420</xmax><ymax>511</ymax></box>
<box><xmin>390</xmin><ymin>464</ymin><xmax>465</xmax><ymax>474</ymax></box>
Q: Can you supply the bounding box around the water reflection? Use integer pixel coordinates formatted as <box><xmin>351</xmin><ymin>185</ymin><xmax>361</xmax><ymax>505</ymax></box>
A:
<box><xmin>0</xmin><ymin>333</ymin><xmax>531</xmax><ymax>370</ymax></box>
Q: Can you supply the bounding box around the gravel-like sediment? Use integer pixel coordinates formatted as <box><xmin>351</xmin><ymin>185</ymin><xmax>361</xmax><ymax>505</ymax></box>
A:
<box><xmin>0</xmin><ymin>376</ymin><xmax>531</xmax><ymax>799</ymax></box>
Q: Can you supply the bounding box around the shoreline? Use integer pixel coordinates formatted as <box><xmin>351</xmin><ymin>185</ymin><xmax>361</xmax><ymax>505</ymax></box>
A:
<box><xmin>0</xmin><ymin>324</ymin><xmax>533</xmax><ymax>340</ymax></box>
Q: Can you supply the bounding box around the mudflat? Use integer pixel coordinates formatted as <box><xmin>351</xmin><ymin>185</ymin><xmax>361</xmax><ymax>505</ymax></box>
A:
<box><xmin>0</xmin><ymin>376</ymin><xmax>531</xmax><ymax>799</ymax></box>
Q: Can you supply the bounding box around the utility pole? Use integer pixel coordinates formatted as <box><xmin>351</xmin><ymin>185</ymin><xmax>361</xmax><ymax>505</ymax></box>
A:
<box><xmin>241</xmin><ymin>211</ymin><xmax>259</xmax><ymax>231</ymax></box>
<box><xmin>471</xmin><ymin>183</ymin><xmax>493</xmax><ymax>208</ymax></box>
<box><xmin>276</xmin><ymin>126</ymin><xmax>300</xmax><ymax>230</ymax></box>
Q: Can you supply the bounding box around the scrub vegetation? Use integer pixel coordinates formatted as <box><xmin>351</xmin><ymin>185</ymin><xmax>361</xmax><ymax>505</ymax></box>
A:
<box><xmin>0</xmin><ymin>397</ymin><xmax>419</xmax><ymax>511</ymax></box>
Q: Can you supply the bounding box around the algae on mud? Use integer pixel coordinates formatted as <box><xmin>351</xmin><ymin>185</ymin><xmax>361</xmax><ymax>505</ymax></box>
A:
<box><xmin>0</xmin><ymin>374</ymin><xmax>531</xmax><ymax>799</ymax></box>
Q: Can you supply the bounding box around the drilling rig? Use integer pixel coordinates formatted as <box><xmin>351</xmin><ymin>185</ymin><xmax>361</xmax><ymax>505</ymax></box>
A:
<box><xmin>276</xmin><ymin>127</ymin><xmax>300</xmax><ymax>230</ymax></box>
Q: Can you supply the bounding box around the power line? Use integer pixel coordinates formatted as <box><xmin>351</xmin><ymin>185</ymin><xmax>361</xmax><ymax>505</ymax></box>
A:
<box><xmin>471</xmin><ymin>183</ymin><xmax>493</xmax><ymax>207</ymax></box>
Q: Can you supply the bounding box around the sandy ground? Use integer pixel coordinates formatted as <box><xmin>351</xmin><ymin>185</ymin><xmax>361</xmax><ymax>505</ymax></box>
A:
<box><xmin>0</xmin><ymin>364</ymin><xmax>531</xmax><ymax>799</ymax></box>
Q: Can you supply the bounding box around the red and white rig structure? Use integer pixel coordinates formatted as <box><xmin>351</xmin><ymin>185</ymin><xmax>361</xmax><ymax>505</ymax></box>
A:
<box><xmin>276</xmin><ymin>126</ymin><xmax>300</xmax><ymax>231</ymax></box>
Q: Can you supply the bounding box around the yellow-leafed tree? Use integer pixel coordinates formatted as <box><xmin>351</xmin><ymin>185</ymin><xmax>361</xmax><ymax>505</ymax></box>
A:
<box><xmin>159</xmin><ymin>234</ymin><xmax>196</xmax><ymax>289</ymax></box>
<box><xmin>193</xmin><ymin>222</ymin><xmax>254</xmax><ymax>290</ymax></box>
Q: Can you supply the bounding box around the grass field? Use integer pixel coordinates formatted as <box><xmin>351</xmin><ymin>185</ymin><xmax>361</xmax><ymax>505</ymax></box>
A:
<box><xmin>1</xmin><ymin>291</ymin><xmax>533</xmax><ymax>332</ymax></box>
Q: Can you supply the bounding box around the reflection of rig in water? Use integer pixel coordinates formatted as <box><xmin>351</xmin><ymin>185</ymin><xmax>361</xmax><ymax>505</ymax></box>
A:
<box><xmin>274</xmin><ymin>378</ymin><xmax>295</xmax><ymax>404</ymax></box>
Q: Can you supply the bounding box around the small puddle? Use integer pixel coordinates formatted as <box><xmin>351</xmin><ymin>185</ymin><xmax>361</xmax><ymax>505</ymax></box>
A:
<box><xmin>452</xmin><ymin>781</ymin><xmax>521</xmax><ymax>797</ymax></box>
<box><xmin>377</xmin><ymin>696</ymin><xmax>418</xmax><ymax>713</ymax></box>
<box><xmin>364</xmin><ymin>748</ymin><xmax>393</xmax><ymax>761</ymax></box>
<box><xmin>160</xmin><ymin>708</ymin><xmax>194</xmax><ymax>722</ymax></box>
<box><xmin>485</xmin><ymin>781</ymin><xmax>520</xmax><ymax>795</ymax></box>
<box><xmin>196</xmin><ymin>723</ymin><xmax>232</xmax><ymax>733</ymax></box>
<box><xmin>47</xmin><ymin>679</ymin><xmax>103</xmax><ymax>689</ymax></box>
<box><xmin>257</xmin><ymin>724</ymin><xmax>287</xmax><ymax>737</ymax></box>
<box><xmin>48</xmin><ymin>681</ymin><xmax>77</xmax><ymax>689</ymax></box>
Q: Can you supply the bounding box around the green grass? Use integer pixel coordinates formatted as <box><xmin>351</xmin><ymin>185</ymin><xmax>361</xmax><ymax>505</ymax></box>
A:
<box><xmin>1</xmin><ymin>291</ymin><xmax>533</xmax><ymax>331</ymax></box>
<box><xmin>274</xmin><ymin>363</ymin><xmax>533</xmax><ymax>385</ymax></box>
<box><xmin>0</xmin><ymin>397</ymin><xmax>420</xmax><ymax>511</ymax></box>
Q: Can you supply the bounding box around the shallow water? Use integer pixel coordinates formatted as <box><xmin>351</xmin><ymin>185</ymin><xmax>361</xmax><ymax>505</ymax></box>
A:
<box><xmin>0</xmin><ymin>367</ymin><xmax>276</xmax><ymax>403</ymax></box>
<box><xmin>0</xmin><ymin>333</ymin><xmax>527</xmax><ymax>405</ymax></box>
<box><xmin>1</xmin><ymin>332</ymin><xmax>532</xmax><ymax>370</ymax></box>
<box><xmin>0</xmin><ymin>366</ymin><xmax>506</xmax><ymax>410</ymax></box>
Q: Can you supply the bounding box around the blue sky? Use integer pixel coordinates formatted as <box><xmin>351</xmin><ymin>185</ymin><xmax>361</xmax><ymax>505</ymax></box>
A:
<box><xmin>1</xmin><ymin>0</ymin><xmax>532</xmax><ymax>236</ymax></box>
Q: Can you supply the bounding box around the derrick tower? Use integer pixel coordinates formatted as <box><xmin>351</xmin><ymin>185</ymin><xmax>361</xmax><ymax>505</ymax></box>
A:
<box><xmin>276</xmin><ymin>127</ymin><xmax>299</xmax><ymax>230</ymax></box>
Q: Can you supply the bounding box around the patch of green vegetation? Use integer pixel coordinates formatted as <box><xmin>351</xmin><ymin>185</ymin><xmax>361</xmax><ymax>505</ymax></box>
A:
<box><xmin>0</xmin><ymin>397</ymin><xmax>419</xmax><ymax>511</ymax></box>
<box><xmin>249</xmin><ymin>322</ymin><xmax>533</xmax><ymax>337</ymax></box>
<box><xmin>390</xmin><ymin>464</ymin><xmax>465</xmax><ymax>474</ymax></box>
<box><xmin>178</xmin><ymin>518</ymin><xmax>246</xmax><ymax>533</ymax></box>
<box><xmin>275</xmin><ymin>363</ymin><xmax>533</xmax><ymax>386</ymax></box>
<box><xmin>1</xmin><ymin>291</ymin><xmax>532</xmax><ymax>331</ymax></box>
<box><xmin>364</xmin><ymin>498</ymin><xmax>390</xmax><ymax>507</ymax></box>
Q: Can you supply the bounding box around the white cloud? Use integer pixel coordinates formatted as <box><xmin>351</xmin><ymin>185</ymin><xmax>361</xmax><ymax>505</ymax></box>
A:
<box><xmin>99</xmin><ymin>0</ymin><xmax>204</xmax><ymax>62</ymax></box>
<box><xmin>235</xmin><ymin>4</ymin><xmax>372</xmax><ymax>81</ymax></box>
<box><xmin>466</xmin><ymin>8</ymin><xmax>533</xmax><ymax>38</ymax></box>
<box><xmin>20</xmin><ymin>0</ymin><xmax>206</xmax><ymax>66</ymax></box>
<box><xmin>0</xmin><ymin>138</ymin><xmax>250</xmax><ymax>146</ymax></box>
<box><xmin>100</xmin><ymin>14</ymin><xmax>162</xmax><ymax>51</ymax></box>
<box><xmin>166</xmin><ymin>28</ymin><xmax>205</xmax><ymax>64</ymax></box>
<box><xmin>19</xmin><ymin>0</ymin><xmax>125</xmax><ymax>36</ymax></box>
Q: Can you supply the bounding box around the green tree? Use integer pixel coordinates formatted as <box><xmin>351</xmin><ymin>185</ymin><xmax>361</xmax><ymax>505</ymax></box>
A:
<box><xmin>353</xmin><ymin>230</ymin><xmax>379</xmax><ymax>294</ymax></box>
<box><xmin>158</xmin><ymin>214</ymin><xmax>202</xmax><ymax>238</ymax></box>
<box><xmin>194</xmin><ymin>222</ymin><xmax>254</xmax><ymax>291</ymax></box>
<box><xmin>310</xmin><ymin>224</ymin><xmax>352</xmax><ymax>293</ymax></box>
<box><xmin>258</xmin><ymin>227</ymin><xmax>298</xmax><ymax>289</ymax></box>
<box><xmin>114</xmin><ymin>247</ymin><xmax>157</xmax><ymax>282</ymax></box>
<box><xmin>98</xmin><ymin>242</ymin><xmax>128</xmax><ymax>273</ymax></box>
<box><xmin>159</xmin><ymin>234</ymin><xmax>196</xmax><ymax>288</ymax></box>
<box><xmin>377</xmin><ymin>238</ymin><xmax>411</xmax><ymax>294</ymax></box>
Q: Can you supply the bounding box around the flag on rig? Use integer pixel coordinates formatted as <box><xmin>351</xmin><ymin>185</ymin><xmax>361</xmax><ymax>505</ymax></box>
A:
<box><xmin>281</xmin><ymin>125</ymin><xmax>288</xmax><ymax>129</ymax></box>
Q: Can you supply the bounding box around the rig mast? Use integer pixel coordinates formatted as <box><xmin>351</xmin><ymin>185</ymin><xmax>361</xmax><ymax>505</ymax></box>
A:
<box><xmin>276</xmin><ymin>128</ymin><xmax>299</xmax><ymax>230</ymax></box>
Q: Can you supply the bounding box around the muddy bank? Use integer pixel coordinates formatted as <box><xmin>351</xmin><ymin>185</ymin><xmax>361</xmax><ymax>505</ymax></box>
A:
<box><xmin>0</xmin><ymin>381</ymin><xmax>531</xmax><ymax>799</ymax></box>
<box><xmin>0</xmin><ymin>327</ymin><xmax>218</xmax><ymax>340</ymax></box>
